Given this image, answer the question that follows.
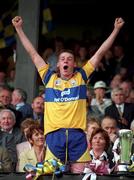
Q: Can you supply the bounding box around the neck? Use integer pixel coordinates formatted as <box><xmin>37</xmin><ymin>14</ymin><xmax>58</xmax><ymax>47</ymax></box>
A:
<box><xmin>34</xmin><ymin>145</ymin><xmax>45</xmax><ymax>162</ymax></box>
<box><xmin>61</xmin><ymin>76</ymin><xmax>70</xmax><ymax>80</ymax></box>
<box><xmin>93</xmin><ymin>149</ymin><xmax>104</xmax><ymax>159</ymax></box>
<box><xmin>61</xmin><ymin>73</ymin><xmax>74</xmax><ymax>80</ymax></box>
<box><xmin>33</xmin><ymin>145</ymin><xmax>44</xmax><ymax>152</ymax></box>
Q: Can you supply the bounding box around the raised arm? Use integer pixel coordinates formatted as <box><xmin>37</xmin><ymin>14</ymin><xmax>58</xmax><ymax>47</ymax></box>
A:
<box><xmin>89</xmin><ymin>17</ymin><xmax>125</xmax><ymax>68</ymax></box>
<box><xmin>12</xmin><ymin>16</ymin><xmax>47</xmax><ymax>69</ymax></box>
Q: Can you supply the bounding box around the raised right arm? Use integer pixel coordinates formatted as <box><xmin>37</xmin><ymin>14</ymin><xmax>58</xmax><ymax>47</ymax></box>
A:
<box><xmin>12</xmin><ymin>16</ymin><xmax>47</xmax><ymax>70</ymax></box>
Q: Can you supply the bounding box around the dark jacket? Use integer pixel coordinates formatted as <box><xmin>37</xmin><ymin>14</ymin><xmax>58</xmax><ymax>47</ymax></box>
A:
<box><xmin>105</xmin><ymin>103</ymin><xmax>134</xmax><ymax>129</ymax></box>
<box><xmin>0</xmin><ymin>146</ymin><xmax>12</xmax><ymax>172</ymax></box>
<box><xmin>0</xmin><ymin>130</ymin><xmax>17</xmax><ymax>170</ymax></box>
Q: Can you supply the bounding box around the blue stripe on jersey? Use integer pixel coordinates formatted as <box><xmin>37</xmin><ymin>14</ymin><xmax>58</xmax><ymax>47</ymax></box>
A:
<box><xmin>45</xmin><ymin>85</ymin><xmax>87</xmax><ymax>102</ymax></box>
<box><xmin>75</xmin><ymin>67</ymin><xmax>88</xmax><ymax>83</ymax></box>
<box><xmin>42</xmin><ymin>69</ymin><xmax>54</xmax><ymax>85</ymax></box>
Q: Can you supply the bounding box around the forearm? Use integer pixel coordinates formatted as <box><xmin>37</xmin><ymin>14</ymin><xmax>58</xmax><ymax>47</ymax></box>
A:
<box><xmin>15</xmin><ymin>27</ymin><xmax>46</xmax><ymax>69</ymax></box>
<box><xmin>97</xmin><ymin>28</ymin><xmax>120</xmax><ymax>57</ymax></box>
<box><xmin>90</xmin><ymin>28</ymin><xmax>120</xmax><ymax>68</ymax></box>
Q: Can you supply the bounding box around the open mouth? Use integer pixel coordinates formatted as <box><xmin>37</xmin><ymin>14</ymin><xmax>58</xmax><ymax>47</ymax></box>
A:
<box><xmin>63</xmin><ymin>65</ymin><xmax>68</xmax><ymax>70</ymax></box>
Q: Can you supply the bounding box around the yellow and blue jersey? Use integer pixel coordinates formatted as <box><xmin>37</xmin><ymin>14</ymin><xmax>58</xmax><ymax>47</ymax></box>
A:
<box><xmin>38</xmin><ymin>61</ymin><xmax>94</xmax><ymax>135</ymax></box>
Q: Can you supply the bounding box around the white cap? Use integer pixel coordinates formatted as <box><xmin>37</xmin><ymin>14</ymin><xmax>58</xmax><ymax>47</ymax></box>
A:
<box><xmin>94</xmin><ymin>81</ymin><xmax>106</xmax><ymax>89</ymax></box>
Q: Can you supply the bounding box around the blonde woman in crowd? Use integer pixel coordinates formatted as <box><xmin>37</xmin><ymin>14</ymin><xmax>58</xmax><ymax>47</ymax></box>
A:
<box><xmin>16</xmin><ymin>118</ymin><xmax>40</xmax><ymax>160</ymax></box>
<box><xmin>17</xmin><ymin>124</ymin><xmax>45</xmax><ymax>172</ymax></box>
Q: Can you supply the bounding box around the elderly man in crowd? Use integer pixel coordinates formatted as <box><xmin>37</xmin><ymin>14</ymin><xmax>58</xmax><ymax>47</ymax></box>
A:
<box><xmin>0</xmin><ymin>109</ymin><xmax>25</xmax><ymax>144</ymax></box>
<box><xmin>105</xmin><ymin>87</ymin><xmax>134</xmax><ymax>129</ymax></box>
<box><xmin>11</xmin><ymin>88</ymin><xmax>33</xmax><ymax>120</ymax></box>
<box><xmin>0</xmin><ymin>87</ymin><xmax>22</xmax><ymax>127</ymax></box>
<box><xmin>0</xmin><ymin>109</ymin><xmax>21</xmax><ymax>170</ymax></box>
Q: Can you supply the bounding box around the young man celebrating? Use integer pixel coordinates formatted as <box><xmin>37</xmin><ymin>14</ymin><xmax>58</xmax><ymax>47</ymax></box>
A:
<box><xmin>12</xmin><ymin>16</ymin><xmax>124</xmax><ymax>172</ymax></box>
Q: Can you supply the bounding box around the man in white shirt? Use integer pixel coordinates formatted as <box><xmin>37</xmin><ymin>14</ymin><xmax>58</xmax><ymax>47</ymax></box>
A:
<box><xmin>91</xmin><ymin>81</ymin><xmax>112</xmax><ymax>114</ymax></box>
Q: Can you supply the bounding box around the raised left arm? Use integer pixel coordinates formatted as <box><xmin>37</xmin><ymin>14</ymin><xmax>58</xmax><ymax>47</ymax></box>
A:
<box><xmin>89</xmin><ymin>17</ymin><xmax>125</xmax><ymax>68</ymax></box>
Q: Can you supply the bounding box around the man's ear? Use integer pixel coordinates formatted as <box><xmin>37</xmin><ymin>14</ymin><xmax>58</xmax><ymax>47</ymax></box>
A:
<box><xmin>57</xmin><ymin>62</ymin><xmax>59</xmax><ymax>68</ymax></box>
<box><xmin>74</xmin><ymin>62</ymin><xmax>77</xmax><ymax>67</ymax></box>
<box><xmin>31</xmin><ymin>103</ymin><xmax>33</xmax><ymax>109</ymax></box>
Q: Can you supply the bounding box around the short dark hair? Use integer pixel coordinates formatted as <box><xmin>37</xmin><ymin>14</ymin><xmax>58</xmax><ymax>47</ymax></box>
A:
<box><xmin>57</xmin><ymin>49</ymin><xmax>76</xmax><ymax>61</ymax></box>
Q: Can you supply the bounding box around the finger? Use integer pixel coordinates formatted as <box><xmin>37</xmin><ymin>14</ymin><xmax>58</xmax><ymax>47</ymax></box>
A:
<box><xmin>13</xmin><ymin>16</ymin><xmax>21</xmax><ymax>23</ymax></box>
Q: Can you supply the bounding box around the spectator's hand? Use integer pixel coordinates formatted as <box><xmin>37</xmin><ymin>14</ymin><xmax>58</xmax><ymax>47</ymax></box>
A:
<box><xmin>119</xmin><ymin>117</ymin><xmax>128</xmax><ymax>126</ymax></box>
<box><xmin>109</xmin><ymin>133</ymin><xmax>118</xmax><ymax>143</ymax></box>
<box><xmin>12</xmin><ymin>16</ymin><xmax>23</xmax><ymax>28</ymax></box>
<box><xmin>114</xmin><ymin>17</ymin><xmax>125</xmax><ymax>30</ymax></box>
<box><xmin>96</xmin><ymin>94</ymin><xmax>104</xmax><ymax>105</ymax></box>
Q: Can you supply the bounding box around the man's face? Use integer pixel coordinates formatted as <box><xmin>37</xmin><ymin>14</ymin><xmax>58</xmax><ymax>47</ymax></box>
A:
<box><xmin>0</xmin><ymin>90</ymin><xmax>11</xmax><ymax>106</ymax></box>
<box><xmin>11</xmin><ymin>90</ymin><xmax>20</xmax><ymax>105</ymax></box>
<box><xmin>57</xmin><ymin>52</ymin><xmax>76</xmax><ymax>79</ymax></box>
<box><xmin>32</xmin><ymin>97</ymin><xmax>44</xmax><ymax>114</ymax></box>
<box><xmin>94</xmin><ymin>88</ymin><xmax>105</xmax><ymax>98</ymax></box>
<box><xmin>0</xmin><ymin>111</ymin><xmax>15</xmax><ymax>132</ymax></box>
<box><xmin>112</xmin><ymin>91</ymin><xmax>125</xmax><ymax>105</ymax></box>
<box><xmin>87</xmin><ymin>122</ymin><xmax>100</xmax><ymax>139</ymax></box>
<box><xmin>101</xmin><ymin>118</ymin><xmax>117</xmax><ymax>135</ymax></box>
<box><xmin>120</xmin><ymin>82</ymin><xmax>132</xmax><ymax>98</ymax></box>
